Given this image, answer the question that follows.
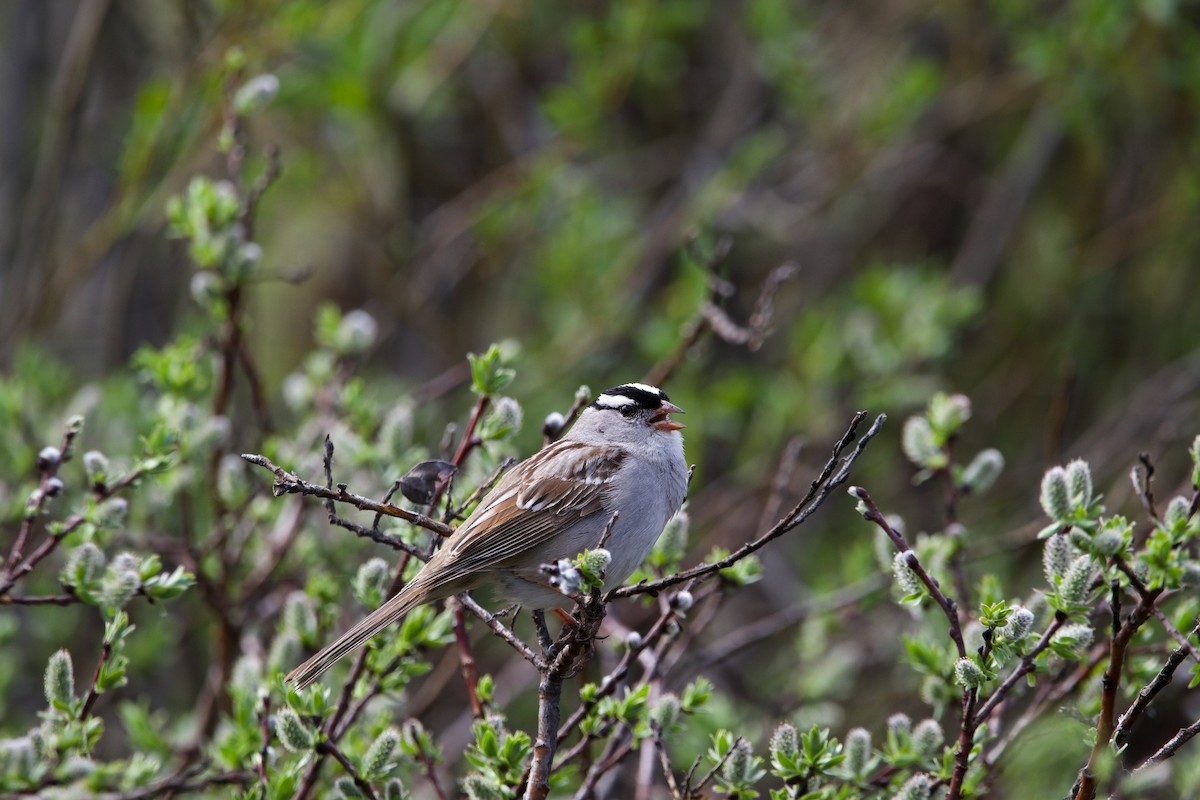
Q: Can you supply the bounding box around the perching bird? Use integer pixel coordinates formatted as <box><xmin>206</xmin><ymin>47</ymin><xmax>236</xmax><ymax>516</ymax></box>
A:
<box><xmin>287</xmin><ymin>383</ymin><xmax>688</xmax><ymax>688</ymax></box>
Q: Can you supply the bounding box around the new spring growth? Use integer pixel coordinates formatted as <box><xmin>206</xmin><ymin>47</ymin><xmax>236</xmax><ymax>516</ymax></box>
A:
<box><xmin>541</xmin><ymin>411</ymin><xmax>566</xmax><ymax>440</ymax></box>
<box><xmin>886</xmin><ymin>713</ymin><xmax>912</xmax><ymax>737</ymax></box>
<box><xmin>268</xmin><ymin>631</ymin><xmax>301</xmax><ymax>674</ymax></box>
<box><xmin>1059</xmin><ymin>555</ymin><xmax>1095</xmax><ymax>606</ymax></box>
<box><xmin>36</xmin><ymin>446</ymin><xmax>62</xmax><ymax>471</ymax></box>
<box><xmin>82</xmin><ymin>451</ymin><xmax>109</xmax><ymax>488</ymax></box>
<box><xmin>954</xmin><ymin>657</ymin><xmax>986</xmax><ymax>688</ymax></box>
<box><xmin>93</xmin><ymin>497</ymin><xmax>129</xmax><ymax>530</ymax></box>
<box><xmin>1040</xmin><ymin>467</ymin><xmax>1072</xmax><ymax>521</ymax></box>
<box><xmin>671</xmin><ymin>590</ymin><xmax>694</xmax><ymax>612</ymax></box>
<box><xmin>44</xmin><ymin>649</ymin><xmax>75</xmax><ymax>710</ymax></box>
<box><xmin>650</xmin><ymin>694</ymin><xmax>681</xmax><ymax>733</ymax></box>
<box><xmin>1000</xmin><ymin>607</ymin><xmax>1035</xmax><ymax>643</ymax></box>
<box><xmin>1</xmin><ymin>739</ymin><xmax>35</xmax><ymax>781</ymax></box>
<box><xmin>482</xmin><ymin>396</ymin><xmax>523</xmax><ymax>440</ymax></box>
<box><xmin>282</xmin><ymin>592</ymin><xmax>319</xmax><ymax>643</ymax></box>
<box><xmin>1043</xmin><ymin>534</ymin><xmax>1071</xmax><ymax>585</ymax></box>
<box><xmin>892</xmin><ymin>551</ymin><xmax>924</xmax><ymax>597</ymax></box>
<box><xmin>901</xmin><ymin>416</ymin><xmax>943</xmax><ymax>469</ymax></box>
<box><xmin>354</xmin><ymin>558</ymin><xmax>391</xmax><ymax>609</ymax></box>
<box><xmin>1052</xmin><ymin>623</ymin><xmax>1094</xmax><ymax>655</ymax></box>
<box><xmin>575</xmin><ymin>548</ymin><xmax>611</xmax><ymax>590</ymax></box>
<box><xmin>912</xmin><ymin>718</ymin><xmax>944</xmax><ymax>760</ymax></box>
<box><xmin>382</xmin><ymin>779</ymin><xmax>406</xmax><ymax>800</ymax></box>
<box><xmin>927</xmin><ymin>392</ymin><xmax>971</xmax><ymax>436</ymax></box>
<box><xmin>1191</xmin><ymin>434</ymin><xmax>1200</xmax><ymax>487</ymax></box>
<box><xmin>363</xmin><ymin>728</ymin><xmax>401</xmax><ymax>780</ymax></box>
<box><xmin>334</xmin><ymin>778</ymin><xmax>359</xmax><ymax>800</ymax></box>
<box><xmin>463</xmin><ymin>774</ymin><xmax>503</xmax><ymax>800</ymax></box>
<box><xmin>61</xmin><ymin>543</ymin><xmax>105</xmax><ymax>588</ymax></box>
<box><xmin>1093</xmin><ymin>517</ymin><xmax>1131</xmax><ymax>556</ymax></box>
<box><xmin>892</xmin><ymin>773</ymin><xmax>931</xmax><ymax>800</ymax></box>
<box><xmin>961</xmin><ymin>448</ymin><xmax>1004</xmax><ymax>493</ymax></box>
<box><xmin>100</xmin><ymin>555</ymin><xmax>141</xmax><ymax>609</ymax></box>
<box><xmin>233</xmin><ymin>73</ymin><xmax>280</xmax><ymax>115</ymax></box>
<box><xmin>722</xmin><ymin>738</ymin><xmax>758</xmax><ymax>786</ymax></box>
<box><xmin>275</xmin><ymin>708</ymin><xmax>314</xmax><ymax>752</ymax></box>
<box><xmin>333</xmin><ymin>310</ymin><xmax>379</xmax><ymax>357</ymax></box>
<box><xmin>1065</xmin><ymin>459</ymin><xmax>1093</xmax><ymax>509</ymax></box>
<box><xmin>844</xmin><ymin>727</ymin><xmax>872</xmax><ymax>777</ymax></box>
<box><xmin>769</xmin><ymin>722</ymin><xmax>799</xmax><ymax>766</ymax></box>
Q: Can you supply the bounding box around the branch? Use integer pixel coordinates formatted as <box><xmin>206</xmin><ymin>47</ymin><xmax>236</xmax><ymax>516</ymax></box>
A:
<box><xmin>1074</xmin><ymin>578</ymin><xmax>1162</xmax><ymax>800</ymax></box>
<box><xmin>852</xmin><ymin>487</ymin><xmax>966</xmax><ymax>659</ymax></box>
<box><xmin>852</xmin><ymin>485</ymin><xmax>975</xmax><ymax>799</ymax></box>
<box><xmin>972</xmin><ymin>612</ymin><xmax>1068</xmax><ymax>725</ymax></box>
<box><xmin>1115</xmin><ymin>615</ymin><xmax>1200</xmax><ymax>747</ymax></box>
<box><xmin>318</xmin><ymin>740</ymin><xmax>378</xmax><ymax>800</ymax></box>
<box><xmin>612</xmin><ymin>412</ymin><xmax>884</xmax><ymax>598</ymax></box>
<box><xmin>3</xmin><ymin>420</ymin><xmax>79</xmax><ymax>578</ymax></box>
<box><xmin>240</xmin><ymin>452</ymin><xmax>454</xmax><ymax>537</ymax></box>
<box><xmin>1138</xmin><ymin>718</ymin><xmax>1200</xmax><ymax>769</ymax></box>
<box><xmin>525</xmin><ymin>594</ymin><xmax>607</xmax><ymax>800</ymax></box>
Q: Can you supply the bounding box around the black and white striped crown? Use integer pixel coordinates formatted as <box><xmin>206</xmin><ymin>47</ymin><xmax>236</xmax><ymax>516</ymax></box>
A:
<box><xmin>593</xmin><ymin>383</ymin><xmax>670</xmax><ymax>411</ymax></box>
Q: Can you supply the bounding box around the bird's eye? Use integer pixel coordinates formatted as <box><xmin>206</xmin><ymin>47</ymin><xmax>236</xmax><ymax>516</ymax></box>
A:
<box><xmin>619</xmin><ymin>405</ymin><xmax>636</xmax><ymax>418</ymax></box>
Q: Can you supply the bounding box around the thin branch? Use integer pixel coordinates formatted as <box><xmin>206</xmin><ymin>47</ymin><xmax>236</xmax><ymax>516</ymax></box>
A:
<box><xmin>451</xmin><ymin>597</ymin><xmax>484</xmax><ymax>719</ymax></box>
<box><xmin>852</xmin><ymin>487</ymin><xmax>966</xmax><ymax>659</ymax></box>
<box><xmin>240</xmin><ymin>452</ymin><xmax>454</xmax><ymax>537</ymax></box>
<box><xmin>613</xmin><ymin>412</ymin><xmax>884</xmax><ymax>598</ymax></box>
<box><xmin>0</xmin><ymin>593</ymin><xmax>78</xmax><ymax>606</ymax></box>
<box><xmin>1139</xmin><ymin>718</ymin><xmax>1200</xmax><ymax>769</ymax></box>
<box><xmin>318</xmin><ymin>740</ymin><xmax>378</xmax><ymax>800</ymax></box>
<box><xmin>3</xmin><ymin>421</ymin><xmax>79</xmax><ymax>577</ymax></box>
<box><xmin>525</xmin><ymin>594</ymin><xmax>608</xmax><ymax>800</ymax></box>
<box><xmin>78</xmin><ymin>639</ymin><xmax>112</xmax><ymax>720</ymax></box>
<box><xmin>972</xmin><ymin>612</ymin><xmax>1068</xmax><ymax>725</ymax></box>
<box><xmin>460</xmin><ymin>593</ymin><xmax>544</xmax><ymax>668</ymax></box>
<box><xmin>1074</xmin><ymin>578</ymin><xmax>1162</xmax><ymax>800</ymax></box>
<box><xmin>1115</xmin><ymin>615</ymin><xmax>1200</xmax><ymax>747</ymax></box>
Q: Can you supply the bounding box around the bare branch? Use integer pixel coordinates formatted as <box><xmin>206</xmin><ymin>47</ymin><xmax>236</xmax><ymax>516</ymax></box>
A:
<box><xmin>612</xmin><ymin>412</ymin><xmax>884</xmax><ymax>598</ymax></box>
<box><xmin>240</xmin><ymin>452</ymin><xmax>454</xmax><ymax>537</ymax></box>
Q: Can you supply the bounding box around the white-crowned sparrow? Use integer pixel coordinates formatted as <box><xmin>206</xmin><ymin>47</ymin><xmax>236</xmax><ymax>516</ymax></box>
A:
<box><xmin>287</xmin><ymin>383</ymin><xmax>688</xmax><ymax>688</ymax></box>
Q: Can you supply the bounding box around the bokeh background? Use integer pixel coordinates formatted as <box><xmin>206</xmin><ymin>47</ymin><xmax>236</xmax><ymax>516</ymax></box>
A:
<box><xmin>3</xmin><ymin>1</ymin><xmax>1200</xmax><ymax>797</ymax></box>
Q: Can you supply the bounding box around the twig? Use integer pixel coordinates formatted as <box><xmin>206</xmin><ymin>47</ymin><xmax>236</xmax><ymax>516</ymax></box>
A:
<box><xmin>691</xmin><ymin>735</ymin><xmax>745</xmax><ymax>795</ymax></box>
<box><xmin>3</xmin><ymin>421</ymin><xmax>78</xmax><ymax>577</ymax></box>
<box><xmin>1074</xmin><ymin>579</ymin><xmax>1162</xmax><ymax>799</ymax></box>
<box><xmin>451</xmin><ymin>597</ymin><xmax>484</xmax><ymax>719</ymax></box>
<box><xmin>852</xmin><ymin>488</ymin><xmax>966</xmax><ymax>659</ymax></box>
<box><xmin>1139</xmin><ymin>718</ymin><xmax>1200</xmax><ymax>769</ymax></box>
<box><xmin>613</xmin><ymin>412</ymin><xmax>884</xmax><ymax>598</ymax></box>
<box><xmin>1149</xmin><ymin>605</ymin><xmax>1200</xmax><ymax>662</ymax></box>
<box><xmin>460</xmin><ymin>594</ymin><xmax>544</xmax><ymax>668</ymax></box>
<box><xmin>525</xmin><ymin>595</ymin><xmax>608</xmax><ymax>800</ymax></box>
<box><xmin>0</xmin><ymin>593</ymin><xmax>78</xmax><ymax>606</ymax></box>
<box><xmin>240</xmin><ymin>452</ymin><xmax>454</xmax><ymax>537</ymax></box>
<box><xmin>78</xmin><ymin>639</ymin><xmax>112</xmax><ymax>720</ymax></box>
<box><xmin>1115</xmin><ymin>616</ymin><xmax>1200</xmax><ymax>747</ymax></box>
<box><xmin>256</xmin><ymin>694</ymin><xmax>271</xmax><ymax>796</ymax></box>
<box><xmin>409</xmin><ymin>721</ymin><xmax>450</xmax><ymax>800</ymax></box>
<box><xmin>1130</xmin><ymin>453</ymin><xmax>1160</xmax><ymax>523</ymax></box>
<box><xmin>318</xmin><ymin>740</ymin><xmax>378</xmax><ymax>800</ymax></box>
<box><xmin>853</xmin><ymin>486</ymin><xmax>976</xmax><ymax>798</ymax></box>
<box><xmin>972</xmin><ymin>612</ymin><xmax>1068</xmax><ymax>725</ymax></box>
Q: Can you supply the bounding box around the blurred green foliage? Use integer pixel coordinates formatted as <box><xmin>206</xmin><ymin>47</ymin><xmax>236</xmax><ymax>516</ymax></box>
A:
<box><xmin>2</xmin><ymin>0</ymin><xmax>1200</xmax><ymax>797</ymax></box>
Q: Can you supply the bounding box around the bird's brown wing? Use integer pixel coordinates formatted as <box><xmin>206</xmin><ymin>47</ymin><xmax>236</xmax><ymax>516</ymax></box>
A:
<box><xmin>431</xmin><ymin>440</ymin><xmax>627</xmax><ymax>580</ymax></box>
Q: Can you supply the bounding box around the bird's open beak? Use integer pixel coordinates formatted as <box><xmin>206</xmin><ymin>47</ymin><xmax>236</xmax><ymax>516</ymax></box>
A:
<box><xmin>651</xmin><ymin>401</ymin><xmax>685</xmax><ymax>431</ymax></box>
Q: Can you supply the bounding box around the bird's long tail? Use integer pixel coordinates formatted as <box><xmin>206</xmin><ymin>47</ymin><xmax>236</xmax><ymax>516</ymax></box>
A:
<box><xmin>286</xmin><ymin>574</ymin><xmax>435</xmax><ymax>689</ymax></box>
